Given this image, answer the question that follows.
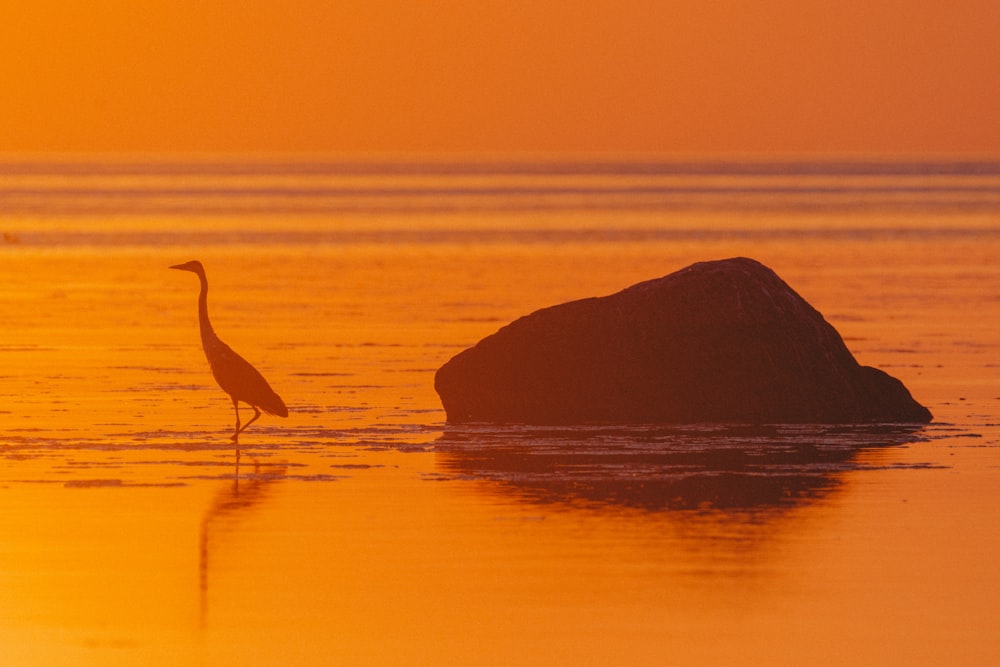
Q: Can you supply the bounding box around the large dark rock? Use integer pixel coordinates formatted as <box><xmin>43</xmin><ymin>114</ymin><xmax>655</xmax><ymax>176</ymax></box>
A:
<box><xmin>435</xmin><ymin>257</ymin><xmax>932</xmax><ymax>424</ymax></box>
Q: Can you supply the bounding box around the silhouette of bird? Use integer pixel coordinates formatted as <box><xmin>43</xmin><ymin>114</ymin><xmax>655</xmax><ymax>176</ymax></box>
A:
<box><xmin>170</xmin><ymin>260</ymin><xmax>288</xmax><ymax>440</ymax></box>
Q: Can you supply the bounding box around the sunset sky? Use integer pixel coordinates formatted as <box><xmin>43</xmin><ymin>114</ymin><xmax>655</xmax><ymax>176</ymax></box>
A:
<box><xmin>1</xmin><ymin>1</ymin><xmax>998</xmax><ymax>156</ymax></box>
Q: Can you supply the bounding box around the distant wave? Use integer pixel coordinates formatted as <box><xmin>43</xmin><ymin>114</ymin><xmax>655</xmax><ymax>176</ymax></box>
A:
<box><xmin>3</xmin><ymin>158</ymin><xmax>1000</xmax><ymax>176</ymax></box>
<box><xmin>2</xmin><ymin>158</ymin><xmax>1000</xmax><ymax>218</ymax></box>
<box><xmin>9</xmin><ymin>226</ymin><xmax>1000</xmax><ymax>250</ymax></box>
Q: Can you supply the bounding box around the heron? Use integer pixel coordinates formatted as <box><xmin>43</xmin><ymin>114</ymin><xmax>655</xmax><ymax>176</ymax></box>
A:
<box><xmin>170</xmin><ymin>260</ymin><xmax>288</xmax><ymax>441</ymax></box>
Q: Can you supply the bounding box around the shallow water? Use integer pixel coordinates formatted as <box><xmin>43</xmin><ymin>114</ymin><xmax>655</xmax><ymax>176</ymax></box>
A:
<box><xmin>1</xmin><ymin>160</ymin><xmax>999</xmax><ymax>665</ymax></box>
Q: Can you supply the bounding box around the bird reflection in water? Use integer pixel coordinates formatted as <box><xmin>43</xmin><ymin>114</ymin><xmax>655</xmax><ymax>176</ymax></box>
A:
<box><xmin>170</xmin><ymin>260</ymin><xmax>288</xmax><ymax>450</ymax></box>
<box><xmin>434</xmin><ymin>424</ymin><xmax>929</xmax><ymax>512</ymax></box>
<box><xmin>199</xmin><ymin>456</ymin><xmax>287</xmax><ymax>628</ymax></box>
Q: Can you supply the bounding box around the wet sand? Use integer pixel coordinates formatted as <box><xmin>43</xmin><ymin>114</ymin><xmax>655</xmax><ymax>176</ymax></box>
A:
<box><xmin>1</xmin><ymin>208</ymin><xmax>998</xmax><ymax>664</ymax></box>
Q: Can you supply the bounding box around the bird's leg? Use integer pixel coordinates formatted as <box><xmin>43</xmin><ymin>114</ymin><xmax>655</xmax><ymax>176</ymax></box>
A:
<box><xmin>231</xmin><ymin>398</ymin><xmax>241</xmax><ymax>442</ymax></box>
<box><xmin>236</xmin><ymin>406</ymin><xmax>262</xmax><ymax>435</ymax></box>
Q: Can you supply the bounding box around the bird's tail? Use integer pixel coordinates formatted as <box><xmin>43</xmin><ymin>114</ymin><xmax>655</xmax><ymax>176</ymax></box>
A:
<box><xmin>261</xmin><ymin>391</ymin><xmax>289</xmax><ymax>418</ymax></box>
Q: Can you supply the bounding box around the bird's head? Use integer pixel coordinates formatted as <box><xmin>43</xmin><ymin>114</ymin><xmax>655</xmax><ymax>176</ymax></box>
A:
<box><xmin>169</xmin><ymin>260</ymin><xmax>205</xmax><ymax>275</ymax></box>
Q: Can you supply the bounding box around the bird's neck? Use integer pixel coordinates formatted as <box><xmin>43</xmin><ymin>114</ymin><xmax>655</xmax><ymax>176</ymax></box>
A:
<box><xmin>196</xmin><ymin>273</ymin><xmax>217</xmax><ymax>347</ymax></box>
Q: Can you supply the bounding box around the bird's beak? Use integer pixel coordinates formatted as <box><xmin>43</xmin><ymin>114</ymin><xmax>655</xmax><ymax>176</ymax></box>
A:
<box><xmin>170</xmin><ymin>260</ymin><xmax>202</xmax><ymax>274</ymax></box>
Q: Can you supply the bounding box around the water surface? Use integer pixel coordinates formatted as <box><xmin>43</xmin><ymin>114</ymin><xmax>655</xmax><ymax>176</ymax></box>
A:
<box><xmin>0</xmin><ymin>159</ymin><xmax>998</xmax><ymax>665</ymax></box>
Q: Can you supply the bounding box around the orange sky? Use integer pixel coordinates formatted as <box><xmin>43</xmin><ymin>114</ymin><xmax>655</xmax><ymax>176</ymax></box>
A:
<box><xmin>1</xmin><ymin>0</ymin><xmax>998</xmax><ymax>156</ymax></box>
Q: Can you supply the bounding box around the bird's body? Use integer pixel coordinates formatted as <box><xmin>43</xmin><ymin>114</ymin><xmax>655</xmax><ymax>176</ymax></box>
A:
<box><xmin>170</xmin><ymin>260</ymin><xmax>287</xmax><ymax>440</ymax></box>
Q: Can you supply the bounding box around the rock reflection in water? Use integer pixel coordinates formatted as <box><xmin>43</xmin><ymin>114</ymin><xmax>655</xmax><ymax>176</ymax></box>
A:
<box><xmin>435</xmin><ymin>424</ymin><xmax>929</xmax><ymax>512</ymax></box>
